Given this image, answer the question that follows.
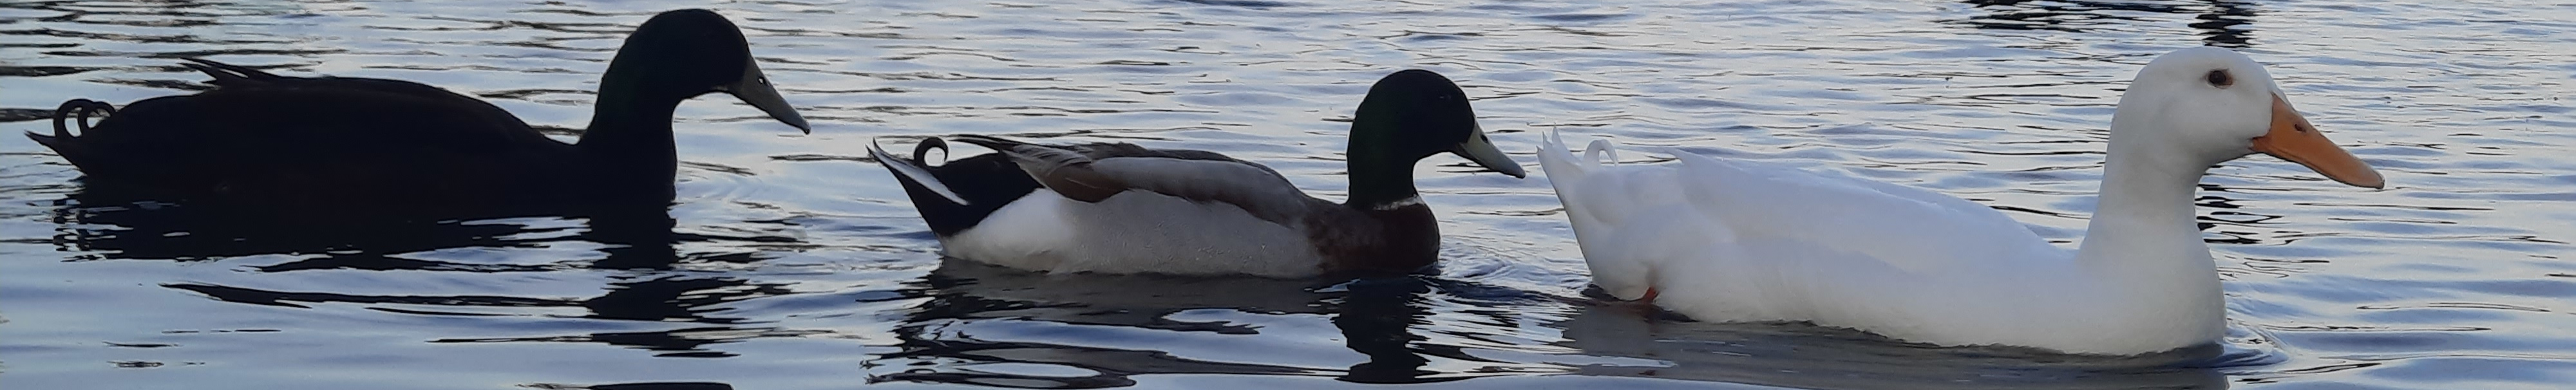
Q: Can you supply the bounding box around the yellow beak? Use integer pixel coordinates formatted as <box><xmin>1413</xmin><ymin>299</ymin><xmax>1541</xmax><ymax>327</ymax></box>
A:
<box><xmin>2249</xmin><ymin>94</ymin><xmax>2384</xmax><ymax>189</ymax></box>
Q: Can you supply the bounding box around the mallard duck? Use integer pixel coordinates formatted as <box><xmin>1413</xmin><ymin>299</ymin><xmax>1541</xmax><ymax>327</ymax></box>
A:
<box><xmin>30</xmin><ymin>9</ymin><xmax>806</xmax><ymax>210</ymax></box>
<box><xmin>870</xmin><ymin>70</ymin><xmax>1526</xmax><ymax>277</ymax></box>
<box><xmin>1535</xmin><ymin>47</ymin><xmax>2385</xmax><ymax>355</ymax></box>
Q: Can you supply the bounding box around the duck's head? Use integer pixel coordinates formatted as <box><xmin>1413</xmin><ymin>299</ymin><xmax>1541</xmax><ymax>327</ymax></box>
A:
<box><xmin>598</xmin><ymin>9</ymin><xmax>809</xmax><ymax>133</ymax></box>
<box><xmin>1347</xmin><ymin>70</ymin><xmax>1526</xmax><ymax>183</ymax></box>
<box><xmin>2114</xmin><ymin>46</ymin><xmax>2381</xmax><ymax>188</ymax></box>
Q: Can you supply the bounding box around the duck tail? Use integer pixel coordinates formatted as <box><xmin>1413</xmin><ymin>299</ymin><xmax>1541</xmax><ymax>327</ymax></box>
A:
<box><xmin>1538</xmin><ymin>129</ymin><xmax>1612</xmax><ymax>225</ymax></box>
<box><xmin>869</xmin><ymin>137</ymin><xmax>971</xmax><ymax>205</ymax></box>
<box><xmin>1535</xmin><ymin>129</ymin><xmax>1611</xmax><ymax>185</ymax></box>
<box><xmin>1539</xmin><ymin>130</ymin><xmax>1676</xmax><ymax>231</ymax></box>
<box><xmin>178</xmin><ymin>58</ymin><xmax>281</xmax><ymax>88</ymax></box>
<box><xmin>875</xmin><ymin>136</ymin><xmax>1047</xmax><ymax>237</ymax></box>
<box><xmin>28</xmin><ymin>99</ymin><xmax>117</xmax><ymax>162</ymax></box>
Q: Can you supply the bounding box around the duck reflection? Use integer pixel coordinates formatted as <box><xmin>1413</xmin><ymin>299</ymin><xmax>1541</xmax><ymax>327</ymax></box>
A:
<box><xmin>1953</xmin><ymin>0</ymin><xmax>2258</xmax><ymax>48</ymax></box>
<box><xmin>42</xmin><ymin>196</ymin><xmax>539</xmax><ymax>265</ymax></box>
<box><xmin>869</xmin><ymin>260</ymin><xmax>1530</xmax><ymax>387</ymax></box>
<box><xmin>1553</xmin><ymin>297</ymin><xmax>2230</xmax><ymax>389</ymax></box>
<box><xmin>583</xmin><ymin>382</ymin><xmax>734</xmax><ymax>390</ymax></box>
<box><xmin>45</xmin><ymin>192</ymin><xmax>802</xmax><ymax>357</ymax></box>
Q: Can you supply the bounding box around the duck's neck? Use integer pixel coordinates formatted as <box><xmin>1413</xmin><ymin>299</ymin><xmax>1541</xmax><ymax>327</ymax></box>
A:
<box><xmin>1334</xmin><ymin>135</ymin><xmax>1441</xmax><ymax>274</ymax></box>
<box><xmin>2074</xmin><ymin>127</ymin><xmax>2220</xmax><ymax>293</ymax></box>
<box><xmin>1346</xmin><ymin>162</ymin><xmax>1421</xmax><ymax>210</ymax></box>
<box><xmin>1342</xmin><ymin>116</ymin><xmax>1431</xmax><ymax>209</ymax></box>
<box><xmin>575</xmin><ymin>85</ymin><xmax>684</xmax><ymax>197</ymax></box>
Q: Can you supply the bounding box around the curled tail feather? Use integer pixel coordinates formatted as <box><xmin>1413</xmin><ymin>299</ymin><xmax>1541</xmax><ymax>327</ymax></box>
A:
<box><xmin>867</xmin><ymin>137</ymin><xmax>970</xmax><ymax>205</ymax></box>
<box><xmin>28</xmin><ymin>99</ymin><xmax>116</xmax><ymax>155</ymax></box>
<box><xmin>1540</xmin><ymin>130</ymin><xmax>1642</xmax><ymax>226</ymax></box>
<box><xmin>1584</xmin><ymin>140</ymin><xmax>1620</xmax><ymax>167</ymax></box>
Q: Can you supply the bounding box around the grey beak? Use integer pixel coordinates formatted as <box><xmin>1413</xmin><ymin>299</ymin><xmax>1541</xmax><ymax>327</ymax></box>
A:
<box><xmin>1454</xmin><ymin>123</ymin><xmax>1526</xmax><ymax>178</ymax></box>
<box><xmin>723</xmin><ymin>57</ymin><xmax>810</xmax><ymax>133</ymax></box>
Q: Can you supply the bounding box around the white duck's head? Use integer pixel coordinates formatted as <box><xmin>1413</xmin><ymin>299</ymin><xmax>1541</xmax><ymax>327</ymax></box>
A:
<box><xmin>2111</xmin><ymin>46</ymin><xmax>2384</xmax><ymax>189</ymax></box>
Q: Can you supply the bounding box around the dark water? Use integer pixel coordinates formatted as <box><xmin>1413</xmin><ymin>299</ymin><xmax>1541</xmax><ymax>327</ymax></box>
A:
<box><xmin>4</xmin><ymin>0</ymin><xmax>2572</xmax><ymax>389</ymax></box>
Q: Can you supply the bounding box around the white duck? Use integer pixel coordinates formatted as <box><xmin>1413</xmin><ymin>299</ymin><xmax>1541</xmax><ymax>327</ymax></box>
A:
<box><xmin>1536</xmin><ymin>47</ymin><xmax>2385</xmax><ymax>355</ymax></box>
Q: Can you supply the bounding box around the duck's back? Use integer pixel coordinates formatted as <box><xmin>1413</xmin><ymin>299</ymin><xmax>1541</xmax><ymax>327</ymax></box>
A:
<box><xmin>882</xmin><ymin>137</ymin><xmax>1355</xmax><ymax>277</ymax></box>
<box><xmin>1658</xmin><ymin>147</ymin><xmax>2063</xmax><ymax>274</ymax></box>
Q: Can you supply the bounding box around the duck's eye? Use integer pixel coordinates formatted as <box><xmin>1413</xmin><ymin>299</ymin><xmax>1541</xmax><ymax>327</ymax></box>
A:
<box><xmin>2204</xmin><ymin>70</ymin><xmax>2233</xmax><ymax>88</ymax></box>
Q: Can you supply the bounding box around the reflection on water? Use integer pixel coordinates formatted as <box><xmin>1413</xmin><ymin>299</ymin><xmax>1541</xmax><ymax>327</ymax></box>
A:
<box><xmin>1954</xmin><ymin>0</ymin><xmax>2258</xmax><ymax>47</ymax></box>
<box><xmin>872</xmin><ymin>263</ymin><xmax>1327</xmax><ymax>387</ymax></box>
<box><xmin>44</xmin><ymin>194</ymin><xmax>549</xmax><ymax>264</ymax></box>
<box><xmin>49</xmin><ymin>198</ymin><xmax>813</xmax><ymax>358</ymax></box>
<box><xmin>873</xmin><ymin>261</ymin><xmax>2260</xmax><ymax>389</ymax></box>
<box><xmin>870</xmin><ymin>261</ymin><xmax>1550</xmax><ymax>387</ymax></box>
<box><xmin>4</xmin><ymin>0</ymin><xmax>2573</xmax><ymax>389</ymax></box>
<box><xmin>1557</xmin><ymin>300</ymin><xmax>2236</xmax><ymax>389</ymax></box>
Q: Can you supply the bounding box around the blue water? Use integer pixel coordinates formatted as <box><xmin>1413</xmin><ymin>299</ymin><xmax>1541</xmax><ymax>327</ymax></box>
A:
<box><xmin>3</xmin><ymin>0</ymin><xmax>2572</xmax><ymax>389</ymax></box>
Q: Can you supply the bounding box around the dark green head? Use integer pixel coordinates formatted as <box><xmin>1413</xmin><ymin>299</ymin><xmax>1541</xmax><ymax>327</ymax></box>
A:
<box><xmin>1343</xmin><ymin>70</ymin><xmax>1524</xmax><ymax>208</ymax></box>
<box><xmin>592</xmin><ymin>9</ymin><xmax>808</xmax><ymax>133</ymax></box>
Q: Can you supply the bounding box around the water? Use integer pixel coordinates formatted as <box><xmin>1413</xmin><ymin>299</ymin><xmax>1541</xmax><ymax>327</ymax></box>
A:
<box><xmin>3</xmin><ymin>0</ymin><xmax>2571</xmax><ymax>388</ymax></box>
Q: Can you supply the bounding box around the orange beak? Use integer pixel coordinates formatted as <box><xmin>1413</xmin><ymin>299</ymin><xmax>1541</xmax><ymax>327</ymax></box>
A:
<box><xmin>2249</xmin><ymin>95</ymin><xmax>2384</xmax><ymax>189</ymax></box>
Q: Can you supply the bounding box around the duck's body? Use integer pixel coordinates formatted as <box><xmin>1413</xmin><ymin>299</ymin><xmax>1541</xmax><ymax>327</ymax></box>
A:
<box><xmin>32</xmin><ymin>9</ymin><xmax>808</xmax><ymax>210</ymax></box>
<box><xmin>1540</xmin><ymin>135</ymin><xmax>2215</xmax><ymax>353</ymax></box>
<box><xmin>37</xmin><ymin>64</ymin><xmax>574</xmax><ymax>207</ymax></box>
<box><xmin>873</xmin><ymin>70</ymin><xmax>1526</xmax><ymax>277</ymax></box>
<box><xmin>1539</xmin><ymin>47</ymin><xmax>2385</xmax><ymax>355</ymax></box>
<box><xmin>888</xmin><ymin>138</ymin><xmax>1426</xmax><ymax>277</ymax></box>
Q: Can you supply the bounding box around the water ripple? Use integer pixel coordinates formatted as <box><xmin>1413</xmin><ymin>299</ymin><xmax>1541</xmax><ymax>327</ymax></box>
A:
<box><xmin>1</xmin><ymin>0</ymin><xmax>2571</xmax><ymax>389</ymax></box>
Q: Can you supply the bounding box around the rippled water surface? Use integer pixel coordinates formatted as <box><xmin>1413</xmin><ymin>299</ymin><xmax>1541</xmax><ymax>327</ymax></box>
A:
<box><xmin>5</xmin><ymin>0</ymin><xmax>2573</xmax><ymax>389</ymax></box>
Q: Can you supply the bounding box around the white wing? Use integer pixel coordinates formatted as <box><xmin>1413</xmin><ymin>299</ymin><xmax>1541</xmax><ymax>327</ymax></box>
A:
<box><xmin>1540</xmin><ymin>131</ymin><xmax>2063</xmax><ymax>279</ymax></box>
<box><xmin>1662</xmin><ymin>147</ymin><xmax>2065</xmax><ymax>274</ymax></box>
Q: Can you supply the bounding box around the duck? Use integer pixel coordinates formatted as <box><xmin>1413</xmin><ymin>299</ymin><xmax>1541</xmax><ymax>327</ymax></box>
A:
<box><xmin>869</xmin><ymin>70</ymin><xmax>1526</xmax><ymax>277</ymax></box>
<box><xmin>30</xmin><ymin>8</ymin><xmax>808</xmax><ymax>211</ymax></box>
<box><xmin>1535</xmin><ymin>46</ymin><xmax>2386</xmax><ymax>355</ymax></box>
